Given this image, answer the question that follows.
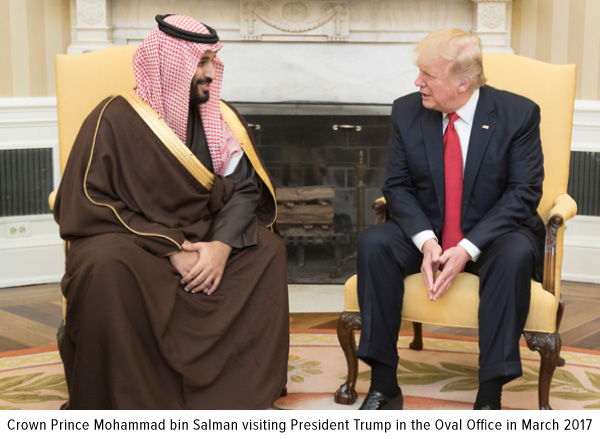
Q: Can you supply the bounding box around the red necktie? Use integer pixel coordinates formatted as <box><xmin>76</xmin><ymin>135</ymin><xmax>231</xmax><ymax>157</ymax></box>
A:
<box><xmin>442</xmin><ymin>112</ymin><xmax>464</xmax><ymax>252</ymax></box>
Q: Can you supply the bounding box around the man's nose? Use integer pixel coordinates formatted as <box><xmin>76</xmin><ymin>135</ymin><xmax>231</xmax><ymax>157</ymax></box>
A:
<box><xmin>204</xmin><ymin>62</ymin><xmax>215</xmax><ymax>79</ymax></box>
<box><xmin>414</xmin><ymin>72</ymin><xmax>424</xmax><ymax>87</ymax></box>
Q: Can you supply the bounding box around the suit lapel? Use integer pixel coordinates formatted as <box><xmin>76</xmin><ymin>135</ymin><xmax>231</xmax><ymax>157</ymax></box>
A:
<box><xmin>421</xmin><ymin>110</ymin><xmax>445</xmax><ymax>217</ymax></box>
<box><xmin>462</xmin><ymin>86</ymin><xmax>497</xmax><ymax>219</ymax></box>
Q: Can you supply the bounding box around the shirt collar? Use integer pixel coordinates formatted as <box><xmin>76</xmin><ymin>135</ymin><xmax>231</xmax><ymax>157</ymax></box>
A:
<box><xmin>443</xmin><ymin>88</ymin><xmax>480</xmax><ymax>126</ymax></box>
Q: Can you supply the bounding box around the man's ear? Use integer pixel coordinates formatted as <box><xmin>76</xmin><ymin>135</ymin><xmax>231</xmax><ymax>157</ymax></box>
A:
<box><xmin>458</xmin><ymin>76</ymin><xmax>472</xmax><ymax>93</ymax></box>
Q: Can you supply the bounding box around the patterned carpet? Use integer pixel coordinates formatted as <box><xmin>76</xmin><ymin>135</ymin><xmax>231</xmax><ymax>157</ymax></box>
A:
<box><xmin>275</xmin><ymin>330</ymin><xmax>600</xmax><ymax>410</ymax></box>
<box><xmin>1</xmin><ymin>331</ymin><xmax>599</xmax><ymax>410</ymax></box>
<box><xmin>0</xmin><ymin>346</ymin><xmax>66</xmax><ymax>410</ymax></box>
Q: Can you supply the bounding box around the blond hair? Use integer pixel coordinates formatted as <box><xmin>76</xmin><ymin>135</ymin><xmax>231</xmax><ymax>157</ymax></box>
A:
<box><xmin>415</xmin><ymin>28</ymin><xmax>486</xmax><ymax>91</ymax></box>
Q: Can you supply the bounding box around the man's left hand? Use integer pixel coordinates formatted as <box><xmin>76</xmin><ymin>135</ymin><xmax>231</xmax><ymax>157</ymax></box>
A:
<box><xmin>180</xmin><ymin>241</ymin><xmax>232</xmax><ymax>295</ymax></box>
<box><xmin>430</xmin><ymin>246</ymin><xmax>470</xmax><ymax>301</ymax></box>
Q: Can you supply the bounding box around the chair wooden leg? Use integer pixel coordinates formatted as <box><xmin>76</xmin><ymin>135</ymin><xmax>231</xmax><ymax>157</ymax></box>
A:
<box><xmin>524</xmin><ymin>329</ymin><xmax>562</xmax><ymax>410</ymax></box>
<box><xmin>556</xmin><ymin>299</ymin><xmax>566</xmax><ymax>368</ymax></box>
<box><xmin>334</xmin><ymin>311</ymin><xmax>362</xmax><ymax>405</ymax></box>
<box><xmin>410</xmin><ymin>322</ymin><xmax>423</xmax><ymax>350</ymax></box>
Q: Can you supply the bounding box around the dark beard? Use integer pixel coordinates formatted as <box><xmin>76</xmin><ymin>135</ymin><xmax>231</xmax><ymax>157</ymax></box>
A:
<box><xmin>190</xmin><ymin>79</ymin><xmax>211</xmax><ymax>105</ymax></box>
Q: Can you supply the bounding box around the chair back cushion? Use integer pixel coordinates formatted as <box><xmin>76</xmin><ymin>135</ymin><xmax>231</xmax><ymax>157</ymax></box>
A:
<box><xmin>482</xmin><ymin>54</ymin><xmax>576</xmax><ymax>224</ymax></box>
<box><xmin>55</xmin><ymin>45</ymin><xmax>138</xmax><ymax>174</ymax></box>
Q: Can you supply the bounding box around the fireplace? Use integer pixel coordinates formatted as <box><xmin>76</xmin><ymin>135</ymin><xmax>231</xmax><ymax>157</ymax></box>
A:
<box><xmin>237</xmin><ymin>103</ymin><xmax>391</xmax><ymax>283</ymax></box>
<box><xmin>66</xmin><ymin>0</ymin><xmax>515</xmax><ymax>283</ymax></box>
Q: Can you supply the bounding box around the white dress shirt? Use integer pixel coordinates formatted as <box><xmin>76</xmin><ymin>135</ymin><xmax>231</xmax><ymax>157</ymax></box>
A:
<box><xmin>411</xmin><ymin>88</ymin><xmax>482</xmax><ymax>261</ymax></box>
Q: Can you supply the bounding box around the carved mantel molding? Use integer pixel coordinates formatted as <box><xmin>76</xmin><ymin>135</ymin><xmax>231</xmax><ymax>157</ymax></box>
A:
<box><xmin>69</xmin><ymin>0</ymin><xmax>114</xmax><ymax>54</ymax></box>
<box><xmin>68</xmin><ymin>1</ymin><xmax>513</xmax><ymax>49</ymax></box>
<box><xmin>66</xmin><ymin>1</ymin><xmax>513</xmax><ymax>102</ymax></box>
<box><xmin>470</xmin><ymin>0</ymin><xmax>512</xmax><ymax>50</ymax></box>
<box><xmin>241</xmin><ymin>1</ymin><xmax>349</xmax><ymax>41</ymax></box>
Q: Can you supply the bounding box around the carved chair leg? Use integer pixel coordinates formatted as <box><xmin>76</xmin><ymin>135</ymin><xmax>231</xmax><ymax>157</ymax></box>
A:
<box><xmin>524</xmin><ymin>330</ymin><xmax>562</xmax><ymax>410</ymax></box>
<box><xmin>410</xmin><ymin>322</ymin><xmax>423</xmax><ymax>350</ymax></box>
<box><xmin>556</xmin><ymin>300</ymin><xmax>566</xmax><ymax>367</ymax></box>
<box><xmin>334</xmin><ymin>311</ymin><xmax>362</xmax><ymax>405</ymax></box>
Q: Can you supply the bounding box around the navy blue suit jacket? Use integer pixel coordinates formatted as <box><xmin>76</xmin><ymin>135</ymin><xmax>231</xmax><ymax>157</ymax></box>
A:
<box><xmin>382</xmin><ymin>85</ymin><xmax>545</xmax><ymax>252</ymax></box>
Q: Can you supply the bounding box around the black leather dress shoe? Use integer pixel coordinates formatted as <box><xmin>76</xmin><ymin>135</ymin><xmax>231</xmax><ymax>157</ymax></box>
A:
<box><xmin>358</xmin><ymin>389</ymin><xmax>404</xmax><ymax>410</ymax></box>
<box><xmin>473</xmin><ymin>402</ymin><xmax>501</xmax><ymax>410</ymax></box>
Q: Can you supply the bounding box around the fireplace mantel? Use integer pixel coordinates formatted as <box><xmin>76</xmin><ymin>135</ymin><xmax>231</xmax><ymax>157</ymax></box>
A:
<box><xmin>69</xmin><ymin>0</ymin><xmax>513</xmax><ymax>104</ymax></box>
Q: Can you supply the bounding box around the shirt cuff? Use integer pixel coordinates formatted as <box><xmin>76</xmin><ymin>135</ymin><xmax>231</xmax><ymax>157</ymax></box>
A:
<box><xmin>412</xmin><ymin>230</ymin><xmax>437</xmax><ymax>252</ymax></box>
<box><xmin>458</xmin><ymin>238</ymin><xmax>481</xmax><ymax>261</ymax></box>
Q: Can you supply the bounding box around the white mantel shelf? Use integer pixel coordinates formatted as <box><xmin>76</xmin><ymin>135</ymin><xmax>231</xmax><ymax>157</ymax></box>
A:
<box><xmin>69</xmin><ymin>1</ymin><xmax>513</xmax><ymax>104</ymax></box>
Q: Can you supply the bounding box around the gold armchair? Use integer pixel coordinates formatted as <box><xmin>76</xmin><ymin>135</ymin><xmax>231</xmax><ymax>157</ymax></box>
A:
<box><xmin>50</xmin><ymin>46</ymin><xmax>138</xmax><ymax>319</ymax></box>
<box><xmin>334</xmin><ymin>54</ymin><xmax>577</xmax><ymax>410</ymax></box>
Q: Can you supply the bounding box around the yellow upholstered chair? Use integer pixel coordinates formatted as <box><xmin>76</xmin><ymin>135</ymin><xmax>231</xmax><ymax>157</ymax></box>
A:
<box><xmin>334</xmin><ymin>54</ymin><xmax>577</xmax><ymax>410</ymax></box>
<box><xmin>49</xmin><ymin>45</ymin><xmax>138</xmax><ymax>319</ymax></box>
<box><xmin>54</xmin><ymin>45</ymin><xmax>138</xmax><ymax>178</ymax></box>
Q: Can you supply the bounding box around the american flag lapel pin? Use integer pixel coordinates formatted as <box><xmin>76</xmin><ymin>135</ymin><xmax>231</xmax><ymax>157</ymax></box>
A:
<box><xmin>482</xmin><ymin>125</ymin><xmax>489</xmax><ymax>130</ymax></box>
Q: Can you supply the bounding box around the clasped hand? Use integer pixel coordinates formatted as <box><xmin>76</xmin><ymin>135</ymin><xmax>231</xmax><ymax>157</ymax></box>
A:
<box><xmin>169</xmin><ymin>240</ymin><xmax>232</xmax><ymax>295</ymax></box>
<box><xmin>421</xmin><ymin>239</ymin><xmax>470</xmax><ymax>302</ymax></box>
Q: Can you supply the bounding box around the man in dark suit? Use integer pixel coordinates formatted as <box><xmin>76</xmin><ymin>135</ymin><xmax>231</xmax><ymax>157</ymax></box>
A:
<box><xmin>357</xmin><ymin>28</ymin><xmax>545</xmax><ymax>410</ymax></box>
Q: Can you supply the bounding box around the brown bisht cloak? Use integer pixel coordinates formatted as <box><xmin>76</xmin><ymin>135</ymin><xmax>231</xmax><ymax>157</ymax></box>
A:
<box><xmin>53</xmin><ymin>92</ymin><xmax>289</xmax><ymax>409</ymax></box>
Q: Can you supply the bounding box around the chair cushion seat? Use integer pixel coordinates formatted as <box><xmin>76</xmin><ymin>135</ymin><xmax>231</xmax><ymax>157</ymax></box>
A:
<box><xmin>343</xmin><ymin>272</ymin><xmax>559</xmax><ymax>333</ymax></box>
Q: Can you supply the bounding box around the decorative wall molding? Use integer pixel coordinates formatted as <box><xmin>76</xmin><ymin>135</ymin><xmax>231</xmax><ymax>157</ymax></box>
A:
<box><xmin>471</xmin><ymin>0</ymin><xmax>511</xmax><ymax>51</ymax></box>
<box><xmin>0</xmin><ymin>97</ymin><xmax>58</xmax><ymax>132</ymax></box>
<box><xmin>66</xmin><ymin>0</ymin><xmax>514</xmax><ymax>103</ymax></box>
<box><xmin>241</xmin><ymin>1</ymin><xmax>349</xmax><ymax>41</ymax></box>
<box><xmin>571</xmin><ymin>100</ymin><xmax>600</xmax><ymax>153</ymax></box>
<box><xmin>0</xmin><ymin>97</ymin><xmax>60</xmax><ymax>183</ymax></box>
<box><xmin>78</xmin><ymin>0</ymin><xmax>512</xmax><ymax>46</ymax></box>
<box><xmin>68</xmin><ymin>0</ymin><xmax>114</xmax><ymax>54</ymax></box>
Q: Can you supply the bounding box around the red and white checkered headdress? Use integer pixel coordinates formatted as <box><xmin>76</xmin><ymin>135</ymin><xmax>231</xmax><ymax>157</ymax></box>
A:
<box><xmin>133</xmin><ymin>14</ymin><xmax>239</xmax><ymax>175</ymax></box>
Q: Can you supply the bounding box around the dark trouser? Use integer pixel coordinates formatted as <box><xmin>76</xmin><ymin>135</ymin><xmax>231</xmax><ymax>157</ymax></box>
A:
<box><xmin>356</xmin><ymin>220</ymin><xmax>544</xmax><ymax>384</ymax></box>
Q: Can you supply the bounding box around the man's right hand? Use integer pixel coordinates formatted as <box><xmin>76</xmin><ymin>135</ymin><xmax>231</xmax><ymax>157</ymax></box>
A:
<box><xmin>169</xmin><ymin>240</ymin><xmax>199</xmax><ymax>277</ymax></box>
<box><xmin>421</xmin><ymin>238</ymin><xmax>442</xmax><ymax>300</ymax></box>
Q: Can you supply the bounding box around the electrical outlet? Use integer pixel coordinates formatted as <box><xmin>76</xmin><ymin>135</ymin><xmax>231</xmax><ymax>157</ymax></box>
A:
<box><xmin>4</xmin><ymin>222</ymin><xmax>31</xmax><ymax>238</ymax></box>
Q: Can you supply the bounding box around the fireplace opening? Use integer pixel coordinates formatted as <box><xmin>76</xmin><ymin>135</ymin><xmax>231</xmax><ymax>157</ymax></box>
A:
<box><xmin>240</xmin><ymin>106</ymin><xmax>392</xmax><ymax>284</ymax></box>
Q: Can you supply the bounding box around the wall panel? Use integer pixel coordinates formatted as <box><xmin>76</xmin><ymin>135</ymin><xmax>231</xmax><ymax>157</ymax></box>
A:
<box><xmin>512</xmin><ymin>0</ymin><xmax>600</xmax><ymax>100</ymax></box>
<box><xmin>0</xmin><ymin>0</ymin><xmax>70</xmax><ymax>98</ymax></box>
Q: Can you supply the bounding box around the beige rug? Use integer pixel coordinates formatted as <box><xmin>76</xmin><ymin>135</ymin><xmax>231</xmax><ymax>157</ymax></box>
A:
<box><xmin>274</xmin><ymin>330</ymin><xmax>600</xmax><ymax>410</ymax></box>
<box><xmin>1</xmin><ymin>332</ymin><xmax>599</xmax><ymax>410</ymax></box>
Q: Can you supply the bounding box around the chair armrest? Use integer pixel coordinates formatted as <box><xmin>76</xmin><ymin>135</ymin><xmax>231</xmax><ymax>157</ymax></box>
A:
<box><xmin>48</xmin><ymin>190</ymin><xmax>57</xmax><ymax>211</ymax></box>
<box><xmin>371</xmin><ymin>197</ymin><xmax>388</xmax><ymax>224</ymax></box>
<box><xmin>547</xmin><ymin>193</ymin><xmax>577</xmax><ymax>223</ymax></box>
<box><xmin>542</xmin><ymin>194</ymin><xmax>577</xmax><ymax>294</ymax></box>
<box><xmin>370</xmin><ymin>194</ymin><xmax>576</xmax><ymax>295</ymax></box>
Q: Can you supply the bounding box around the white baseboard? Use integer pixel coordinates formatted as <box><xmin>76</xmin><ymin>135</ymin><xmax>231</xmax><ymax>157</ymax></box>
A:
<box><xmin>0</xmin><ymin>215</ymin><xmax>64</xmax><ymax>288</ymax></box>
<box><xmin>562</xmin><ymin>215</ymin><xmax>600</xmax><ymax>284</ymax></box>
